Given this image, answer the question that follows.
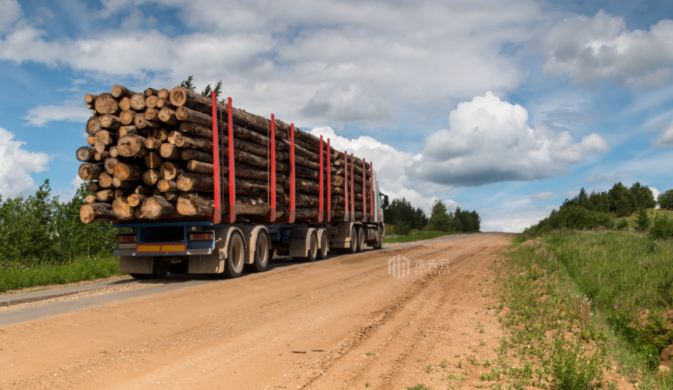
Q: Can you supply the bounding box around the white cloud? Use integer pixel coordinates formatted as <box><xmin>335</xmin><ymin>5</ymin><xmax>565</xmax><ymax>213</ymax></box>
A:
<box><xmin>655</xmin><ymin>122</ymin><xmax>673</xmax><ymax>147</ymax></box>
<box><xmin>23</xmin><ymin>102</ymin><xmax>91</xmax><ymax>126</ymax></box>
<box><xmin>585</xmin><ymin>171</ymin><xmax>631</xmax><ymax>185</ymax></box>
<box><xmin>0</xmin><ymin>0</ymin><xmax>21</xmax><ymax>34</ymax></box>
<box><xmin>651</xmin><ymin>186</ymin><xmax>661</xmax><ymax>209</ymax></box>
<box><xmin>0</xmin><ymin>0</ymin><xmax>543</xmax><ymax>125</ymax></box>
<box><xmin>531</xmin><ymin>192</ymin><xmax>556</xmax><ymax>202</ymax></box>
<box><xmin>0</xmin><ymin>126</ymin><xmax>49</xmax><ymax>198</ymax></box>
<box><xmin>479</xmin><ymin>204</ymin><xmax>557</xmax><ymax>233</ymax></box>
<box><xmin>407</xmin><ymin>92</ymin><xmax>609</xmax><ymax>187</ymax></box>
<box><xmin>536</xmin><ymin>11</ymin><xmax>673</xmax><ymax>88</ymax></box>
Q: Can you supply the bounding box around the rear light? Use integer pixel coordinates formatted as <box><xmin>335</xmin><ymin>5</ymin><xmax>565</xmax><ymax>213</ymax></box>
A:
<box><xmin>116</xmin><ymin>234</ymin><xmax>136</xmax><ymax>243</ymax></box>
<box><xmin>189</xmin><ymin>233</ymin><xmax>213</xmax><ymax>241</ymax></box>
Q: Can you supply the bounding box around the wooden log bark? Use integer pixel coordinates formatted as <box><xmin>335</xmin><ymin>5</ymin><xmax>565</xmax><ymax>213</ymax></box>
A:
<box><xmin>99</xmin><ymin>172</ymin><xmax>113</xmax><ymax>188</ymax></box>
<box><xmin>144</xmin><ymin>151</ymin><xmax>163</xmax><ymax>169</ymax></box>
<box><xmin>96</xmin><ymin>189</ymin><xmax>114</xmax><ymax>202</ymax></box>
<box><xmin>146</xmin><ymin>95</ymin><xmax>158</xmax><ymax>108</ymax></box>
<box><xmin>80</xmin><ymin>203</ymin><xmax>115</xmax><ymax>224</ymax></box>
<box><xmin>186</xmin><ymin>160</ymin><xmax>213</xmax><ymax>174</ymax></box>
<box><xmin>118</xmin><ymin>126</ymin><xmax>141</xmax><ymax>137</ymax></box>
<box><xmin>119</xmin><ymin>97</ymin><xmax>132</xmax><ymax>111</ymax></box>
<box><xmin>175</xmin><ymin>106</ymin><xmax>211</xmax><ymax>127</ymax></box>
<box><xmin>104</xmin><ymin>158</ymin><xmax>118</xmax><ymax>174</ymax></box>
<box><xmin>134</xmin><ymin>186</ymin><xmax>153</xmax><ymax>195</ymax></box>
<box><xmin>168</xmin><ymin>131</ymin><xmax>212</xmax><ymax>151</ymax></box>
<box><xmin>77</xmin><ymin>146</ymin><xmax>96</xmax><ymax>162</ymax></box>
<box><xmin>157</xmin><ymin>179</ymin><xmax>179</xmax><ymax>192</ymax></box>
<box><xmin>150</xmin><ymin>128</ymin><xmax>169</xmax><ymax>141</ymax></box>
<box><xmin>120</xmin><ymin>110</ymin><xmax>135</xmax><ymax>125</ymax></box>
<box><xmin>84</xmin><ymin>94</ymin><xmax>97</xmax><ymax>104</ymax></box>
<box><xmin>176</xmin><ymin>192</ymin><xmax>214</xmax><ymax>217</ymax></box>
<box><xmin>144</xmin><ymin>88</ymin><xmax>159</xmax><ymax>97</ymax></box>
<box><xmin>85</xmin><ymin>194</ymin><xmax>97</xmax><ymax>204</ymax></box>
<box><xmin>87</xmin><ymin>182</ymin><xmax>99</xmax><ymax>192</ymax></box>
<box><xmin>79</xmin><ymin>163</ymin><xmax>102</xmax><ymax>180</ymax></box>
<box><xmin>94</xmin><ymin>93</ymin><xmax>118</xmax><ymax>115</ymax></box>
<box><xmin>97</xmin><ymin>116</ymin><xmax>120</xmax><ymax>131</ymax></box>
<box><xmin>141</xmin><ymin>196</ymin><xmax>177</xmax><ymax>220</ymax></box>
<box><xmin>86</xmin><ymin>116</ymin><xmax>102</xmax><ymax>135</ymax></box>
<box><xmin>111</xmin><ymin>85</ymin><xmax>136</xmax><ymax>99</ymax></box>
<box><xmin>158</xmin><ymin>107</ymin><xmax>179</xmax><ymax>125</ymax></box>
<box><xmin>145</xmin><ymin>137</ymin><xmax>162</xmax><ymax>150</ymax></box>
<box><xmin>160</xmin><ymin>161</ymin><xmax>186</xmax><ymax>180</ymax></box>
<box><xmin>159</xmin><ymin>143</ymin><xmax>181</xmax><ymax>159</ymax></box>
<box><xmin>94</xmin><ymin>151</ymin><xmax>110</xmax><ymax>161</ymax></box>
<box><xmin>127</xmin><ymin>194</ymin><xmax>147</xmax><ymax>207</ymax></box>
<box><xmin>144</xmin><ymin>107</ymin><xmax>161</xmax><ymax>122</ymax></box>
<box><xmin>176</xmin><ymin>173</ymin><xmax>213</xmax><ymax>192</ymax></box>
<box><xmin>142</xmin><ymin>169</ymin><xmax>160</xmax><ymax>186</ymax></box>
<box><xmin>117</xmin><ymin>135</ymin><xmax>146</xmax><ymax>157</ymax></box>
<box><xmin>109</xmin><ymin>146</ymin><xmax>118</xmax><ymax>158</ymax></box>
<box><xmin>158</xmin><ymin>89</ymin><xmax>169</xmax><ymax>99</ymax></box>
<box><xmin>180</xmin><ymin>122</ymin><xmax>213</xmax><ymax>139</ymax></box>
<box><xmin>113</xmin><ymin>163</ymin><xmax>142</xmax><ymax>181</ymax></box>
<box><xmin>86</xmin><ymin>136</ymin><xmax>95</xmax><ymax>146</ymax></box>
<box><xmin>181</xmin><ymin>148</ymin><xmax>213</xmax><ymax>163</ymax></box>
<box><xmin>112</xmin><ymin>177</ymin><xmax>138</xmax><ymax>189</ymax></box>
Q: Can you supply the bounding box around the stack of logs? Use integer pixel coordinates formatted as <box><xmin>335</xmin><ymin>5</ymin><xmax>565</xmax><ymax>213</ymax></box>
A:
<box><xmin>78</xmin><ymin>86</ymin><xmax>372</xmax><ymax>224</ymax></box>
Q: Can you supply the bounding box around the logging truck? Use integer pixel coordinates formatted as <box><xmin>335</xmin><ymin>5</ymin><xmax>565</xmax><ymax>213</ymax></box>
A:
<box><xmin>105</xmin><ymin>89</ymin><xmax>386</xmax><ymax>279</ymax></box>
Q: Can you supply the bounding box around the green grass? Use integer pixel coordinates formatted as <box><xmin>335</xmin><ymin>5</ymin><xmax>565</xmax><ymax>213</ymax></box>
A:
<box><xmin>492</xmin><ymin>230</ymin><xmax>673</xmax><ymax>390</ymax></box>
<box><xmin>383</xmin><ymin>230</ymin><xmax>471</xmax><ymax>244</ymax></box>
<box><xmin>0</xmin><ymin>257</ymin><xmax>120</xmax><ymax>293</ymax></box>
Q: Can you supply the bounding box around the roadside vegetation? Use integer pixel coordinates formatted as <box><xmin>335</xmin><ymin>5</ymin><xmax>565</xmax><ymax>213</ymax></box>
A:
<box><xmin>0</xmin><ymin>180</ymin><xmax>119</xmax><ymax>292</ymax></box>
<box><xmin>383</xmin><ymin>197</ymin><xmax>480</xmax><ymax>241</ymax></box>
<box><xmin>490</xmin><ymin>181</ymin><xmax>673</xmax><ymax>389</ymax></box>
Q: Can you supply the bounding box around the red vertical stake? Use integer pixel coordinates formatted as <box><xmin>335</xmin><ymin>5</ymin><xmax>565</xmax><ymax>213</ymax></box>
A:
<box><xmin>227</xmin><ymin>97</ymin><xmax>235</xmax><ymax>223</ymax></box>
<box><xmin>211</xmin><ymin>92</ymin><xmax>221</xmax><ymax>224</ymax></box>
<box><xmin>363</xmin><ymin>158</ymin><xmax>367</xmax><ymax>219</ymax></box>
<box><xmin>370</xmin><ymin>162</ymin><xmax>374</xmax><ymax>220</ymax></box>
<box><xmin>269</xmin><ymin>114</ymin><xmax>276</xmax><ymax>221</ymax></box>
<box><xmin>289</xmin><ymin>124</ymin><xmax>295</xmax><ymax>223</ymax></box>
<box><xmin>350</xmin><ymin>155</ymin><xmax>354</xmax><ymax>221</ymax></box>
<box><xmin>326</xmin><ymin>139</ymin><xmax>331</xmax><ymax>222</ymax></box>
<box><xmin>318</xmin><ymin>135</ymin><xmax>324</xmax><ymax>222</ymax></box>
<box><xmin>344</xmin><ymin>151</ymin><xmax>349</xmax><ymax>220</ymax></box>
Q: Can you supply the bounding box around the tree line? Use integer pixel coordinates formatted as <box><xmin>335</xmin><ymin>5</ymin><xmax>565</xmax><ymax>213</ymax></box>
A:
<box><xmin>382</xmin><ymin>197</ymin><xmax>480</xmax><ymax>235</ymax></box>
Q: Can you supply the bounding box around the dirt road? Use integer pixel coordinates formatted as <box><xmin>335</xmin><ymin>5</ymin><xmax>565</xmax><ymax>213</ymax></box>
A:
<box><xmin>0</xmin><ymin>233</ymin><xmax>513</xmax><ymax>390</ymax></box>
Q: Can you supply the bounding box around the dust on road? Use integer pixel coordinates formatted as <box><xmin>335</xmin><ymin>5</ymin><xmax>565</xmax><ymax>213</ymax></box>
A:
<box><xmin>0</xmin><ymin>233</ymin><xmax>514</xmax><ymax>390</ymax></box>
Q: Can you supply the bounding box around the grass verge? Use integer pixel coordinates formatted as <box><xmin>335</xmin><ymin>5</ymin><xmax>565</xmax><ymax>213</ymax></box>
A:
<box><xmin>489</xmin><ymin>231</ymin><xmax>673</xmax><ymax>390</ymax></box>
<box><xmin>0</xmin><ymin>257</ymin><xmax>120</xmax><ymax>293</ymax></box>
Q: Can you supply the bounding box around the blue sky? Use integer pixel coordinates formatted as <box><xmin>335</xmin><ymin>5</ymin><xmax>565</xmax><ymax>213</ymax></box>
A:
<box><xmin>1</xmin><ymin>0</ymin><xmax>672</xmax><ymax>232</ymax></box>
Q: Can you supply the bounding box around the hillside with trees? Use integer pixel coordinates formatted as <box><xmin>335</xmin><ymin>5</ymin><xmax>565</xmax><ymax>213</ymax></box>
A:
<box><xmin>383</xmin><ymin>197</ymin><xmax>480</xmax><ymax>235</ymax></box>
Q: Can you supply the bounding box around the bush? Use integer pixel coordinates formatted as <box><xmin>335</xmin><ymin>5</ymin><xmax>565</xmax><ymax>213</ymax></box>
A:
<box><xmin>394</xmin><ymin>221</ymin><xmax>412</xmax><ymax>236</ymax></box>
<box><xmin>616</xmin><ymin>218</ymin><xmax>629</xmax><ymax>230</ymax></box>
<box><xmin>526</xmin><ymin>205</ymin><xmax>615</xmax><ymax>236</ymax></box>
<box><xmin>659</xmin><ymin>190</ymin><xmax>673</xmax><ymax>210</ymax></box>
<box><xmin>636</xmin><ymin>209</ymin><xmax>651</xmax><ymax>231</ymax></box>
<box><xmin>650</xmin><ymin>215</ymin><xmax>673</xmax><ymax>239</ymax></box>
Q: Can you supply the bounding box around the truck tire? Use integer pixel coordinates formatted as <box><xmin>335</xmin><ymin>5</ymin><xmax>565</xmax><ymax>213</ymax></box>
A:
<box><xmin>317</xmin><ymin>232</ymin><xmax>329</xmax><ymax>260</ymax></box>
<box><xmin>373</xmin><ymin>226</ymin><xmax>383</xmax><ymax>249</ymax></box>
<box><xmin>249</xmin><ymin>233</ymin><xmax>270</xmax><ymax>273</ymax></box>
<box><xmin>356</xmin><ymin>227</ymin><xmax>365</xmax><ymax>253</ymax></box>
<box><xmin>304</xmin><ymin>232</ymin><xmax>318</xmax><ymax>262</ymax></box>
<box><xmin>224</xmin><ymin>232</ymin><xmax>245</xmax><ymax>278</ymax></box>
<box><xmin>348</xmin><ymin>227</ymin><xmax>357</xmax><ymax>254</ymax></box>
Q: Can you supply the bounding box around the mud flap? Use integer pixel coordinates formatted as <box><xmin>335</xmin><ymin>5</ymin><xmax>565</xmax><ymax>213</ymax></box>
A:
<box><xmin>119</xmin><ymin>256</ymin><xmax>153</xmax><ymax>274</ymax></box>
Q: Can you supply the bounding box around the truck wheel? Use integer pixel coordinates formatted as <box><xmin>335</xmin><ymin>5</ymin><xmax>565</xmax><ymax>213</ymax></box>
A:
<box><xmin>348</xmin><ymin>228</ymin><xmax>357</xmax><ymax>254</ymax></box>
<box><xmin>356</xmin><ymin>227</ymin><xmax>365</xmax><ymax>253</ymax></box>
<box><xmin>249</xmin><ymin>233</ymin><xmax>270</xmax><ymax>272</ymax></box>
<box><xmin>317</xmin><ymin>232</ymin><xmax>329</xmax><ymax>260</ymax></box>
<box><xmin>373</xmin><ymin>226</ymin><xmax>383</xmax><ymax>249</ymax></box>
<box><xmin>224</xmin><ymin>232</ymin><xmax>245</xmax><ymax>278</ymax></box>
<box><xmin>305</xmin><ymin>232</ymin><xmax>318</xmax><ymax>262</ymax></box>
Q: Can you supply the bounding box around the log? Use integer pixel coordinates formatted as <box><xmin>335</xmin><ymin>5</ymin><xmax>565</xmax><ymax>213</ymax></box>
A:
<box><xmin>134</xmin><ymin>113</ymin><xmax>150</xmax><ymax>129</ymax></box>
<box><xmin>111</xmin><ymin>85</ymin><xmax>135</xmax><ymax>99</ymax></box>
<box><xmin>98</xmin><ymin>115</ymin><xmax>122</xmax><ymax>130</ymax></box>
<box><xmin>87</xmin><ymin>182</ymin><xmax>99</xmax><ymax>192</ymax></box>
<box><xmin>96</xmin><ymin>189</ymin><xmax>115</xmax><ymax>202</ymax></box>
<box><xmin>168</xmin><ymin>131</ymin><xmax>212</xmax><ymax>151</ymax></box>
<box><xmin>112</xmin><ymin>177</ymin><xmax>137</xmax><ymax>189</ymax></box>
<box><xmin>119</xmin><ymin>97</ymin><xmax>132</xmax><ymax>111</ymax></box>
<box><xmin>84</xmin><ymin>94</ymin><xmax>97</xmax><ymax>104</ymax></box>
<box><xmin>295</xmin><ymin>208</ymin><xmax>319</xmax><ymax>220</ymax></box>
<box><xmin>109</xmin><ymin>146</ymin><xmax>119</xmax><ymax>158</ymax></box>
<box><xmin>99</xmin><ymin>172</ymin><xmax>113</xmax><ymax>188</ymax></box>
<box><xmin>86</xmin><ymin>116</ymin><xmax>102</xmax><ymax>135</ymax></box>
<box><xmin>119</xmin><ymin>126</ymin><xmax>141</xmax><ymax>137</ymax></box>
<box><xmin>113</xmin><ymin>163</ymin><xmax>142</xmax><ymax>181</ymax></box>
<box><xmin>158</xmin><ymin>107</ymin><xmax>179</xmax><ymax>125</ymax></box>
<box><xmin>176</xmin><ymin>192</ymin><xmax>214</xmax><ymax>217</ymax></box>
<box><xmin>144</xmin><ymin>88</ymin><xmax>159</xmax><ymax>97</ymax></box>
<box><xmin>112</xmin><ymin>197</ymin><xmax>135</xmax><ymax>220</ymax></box>
<box><xmin>181</xmin><ymin>148</ymin><xmax>213</xmax><ymax>163</ymax></box>
<box><xmin>144</xmin><ymin>151</ymin><xmax>163</xmax><ymax>169</ymax></box>
<box><xmin>186</xmin><ymin>160</ymin><xmax>213</xmax><ymax>174</ymax></box>
<box><xmin>146</xmin><ymin>95</ymin><xmax>158</xmax><ymax>108</ymax></box>
<box><xmin>85</xmin><ymin>194</ymin><xmax>97</xmax><ymax>204</ymax></box>
<box><xmin>120</xmin><ymin>110</ymin><xmax>135</xmax><ymax>125</ymax></box>
<box><xmin>150</xmin><ymin>128</ymin><xmax>169</xmax><ymax>141</ymax></box>
<box><xmin>127</xmin><ymin>194</ymin><xmax>147</xmax><ymax>207</ymax></box>
<box><xmin>144</xmin><ymin>107</ymin><xmax>161</xmax><ymax>122</ymax></box>
<box><xmin>142</xmin><ymin>169</ymin><xmax>160</xmax><ymax>186</ymax></box>
<box><xmin>77</xmin><ymin>146</ymin><xmax>96</xmax><ymax>162</ymax></box>
<box><xmin>79</xmin><ymin>163</ymin><xmax>102</xmax><ymax>180</ymax></box>
<box><xmin>94</xmin><ymin>130</ymin><xmax>115</xmax><ymax>147</ymax></box>
<box><xmin>157</xmin><ymin>179</ymin><xmax>178</xmax><ymax>192</ymax></box>
<box><xmin>93</xmin><ymin>140</ymin><xmax>107</xmax><ymax>154</ymax></box>
<box><xmin>176</xmin><ymin>193</ymin><xmax>286</xmax><ymax>218</ymax></box>
<box><xmin>134</xmin><ymin>186</ymin><xmax>153</xmax><ymax>195</ymax></box>
<box><xmin>176</xmin><ymin>173</ymin><xmax>213</xmax><ymax>192</ymax></box>
<box><xmin>156</xmin><ymin>98</ymin><xmax>170</xmax><ymax>108</ymax></box>
<box><xmin>80</xmin><ymin>203</ymin><xmax>115</xmax><ymax>224</ymax></box>
<box><xmin>117</xmin><ymin>135</ymin><xmax>146</xmax><ymax>157</ymax></box>
<box><xmin>86</xmin><ymin>136</ymin><xmax>94</xmax><ymax>146</ymax></box>
<box><xmin>295</xmin><ymin>192</ymin><xmax>319</xmax><ymax>208</ymax></box>
<box><xmin>94</xmin><ymin>93</ymin><xmax>118</xmax><ymax>115</ymax></box>
<box><xmin>145</xmin><ymin>137</ymin><xmax>162</xmax><ymax>150</ymax></box>
<box><xmin>94</xmin><ymin>151</ymin><xmax>110</xmax><ymax>161</ymax></box>
<box><xmin>175</xmin><ymin>106</ymin><xmax>211</xmax><ymax>127</ymax></box>
<box><xmin>160</xmin><ymin>161</ymin><xmax>186</xmax><ymax>180</ymax></box>
<box><xmin>160</xmin><ymin>143</ymin><xmax>181</xmax><ymax>159</ymax></box>
<box><xmin>141</xmin><ymin>196</ymin><xmax>177</xmax><ymax>220</ymax></box>
<box><xmin>163</xmin><ymin>192</ymin><xmax>178</xmax><ymax>202</ymax></box>
<box><xmin>157</xmin><ymin>89</ymin><xmax>169</xmax><ymax>99</ymax></box>
<box><xmin>180</xmin><ymin>122</ymin><xmax>213</xmax><ymax>139</ymax></box>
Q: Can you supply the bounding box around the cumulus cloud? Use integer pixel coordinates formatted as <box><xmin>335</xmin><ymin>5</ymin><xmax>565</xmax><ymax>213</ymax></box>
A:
<box><xmin>23</xmin><ymin>102</ymin><xmax>91</xmax><ymax>126</ymax></box>
<box><xmin>0</xmin><ymin>127</ymin><xmax>49</xmax><ymax>198</ymax></box>
<box><xmin>655</xmin><ymin>122</ymin><xmax>673</xmax><ymax>147</ymax></box>
<box><xmin>480</xmin><ymin>205</ymin><xmax>557</xmax><ymax>233</ymax></box>
<box><xmin>536</xmin><ymin>10</ymin><xmax>673</xmax><ymax>88</ymax></box>
<box><xmin>0</xmin><ymin>0</ymin><xmax>542</xmax><ymax>125</ymax></box>
<box><xmin>0</xmin><ymin>0</ymin><xmax>21</xmax><ymax>34</ymax></box>
<box><xmin>531</xmin><ymin>192</ymin><xmax>556</xmax><ymax>202</ymax></box>
<box><xmin>407</xmin><ymin>92</ymin><xmax>609</xmax><ymax>187</ymax></box>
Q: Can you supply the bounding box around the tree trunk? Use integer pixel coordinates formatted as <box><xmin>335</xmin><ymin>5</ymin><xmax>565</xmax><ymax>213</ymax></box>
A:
<box><xmin>180</xmin><ymin>122</ymin><xmax>213</xmax><ymax>139</ymax></box>
<box><xmin>77</xmin><ymin>146</ymin><xmax>96</xmax><ymax>162</ymax></box>
<box><xmin>112</xmin><ymin>197</ymin><xmax>135</xmax><ymax>220</ymax></box>
<box><xmin>159</xmin><ymin>143</ymin><xmax>181</xmax><ymax>159</ymax></box>
<box><xmin>119</xmin><ymin>126</ymin><xmax>141</xmax><ymax>137</ymax></box>
<box><xmin>112</xmin><ymin>177</ymin><xmax>137</xmax><ymax>189</ymax></box>
<box><xmin>111</xmin><ymin>85</ymin><xmax>136</xmax><ymax>99</ymax></box>
<box><xmin>96</xmin><ymin>189</ymin><xmax>114</xmax><ymax>202</ymax></box>
<box><xmin>295</xmin><ymin>208</ymin><xmax>319</xmax><ymax>220</ymax></box>
<box><xmin>84</xmin><ymin>94</ymin><xmax>97</xmax><ymax>104</ymax></box>
<box><xmin>79</xmin><ymin>163</ymin><xmax>103</xmax><ymax>180</ymax></box>
<box><xmin>109</xmin><ymin>146</ymin><xmax>118</xmax><ymax>158</ymax></box>
<box><xmin>134</xmin><ymin>186</ymin><xmax>153</xmax><ymax>195</ymax></box>
<box><xmin>80</xmin><ymin>203</ymin><xmax>116</xmax><ymax>224</ymax></box>
<box><xmin>117</xmin><ymin>135</ymin><xmax>146</xmax><ymax>157</ymax></box>
<box><xmin>160</xmin><ymin>161</ymin><xmax>186</xmax><ymax>180</ymax></box>
<box><xmin>85</xmin><ymin>194</ymin><xmax>97</xmax><ymax>204</ymax></box>
<box><xmin>144</xmin><ymin>151</ymin><xmax>163</xmax><ymax>169</ymax></box>
<box><xmin>158</xmin><ymin>89</ymin><xmax>169</xmax><ymax>99</ymax></box>
<box><xmin>94</xmin><ymin>93</ymin><xmax>118</xmax><ymax>115</ymax></box>
<box><xmin>87</xmin><ymin>182</ymin><xmax>99</xmax><ymax>192</ymax></box>
<box><xmin>146</xmin><ymin>95</ymin><xmax>158</xmax><ymax>108</ymax></box>
<box><xmin>176</xmin><ymin>192</ymin><xmax>214</xmax><ymax>217</ymax></box>
<box><xmin>175</xmin><ymin>106</ymin><xmax>212</xmax><ymax>127</ymax></box>
<box><xmin>144</xmin><ymin>107</ymin><xmax>161</xmax><ymax>122</ymax></box>
<box><xmin>143</xmin><ymin>169</ymin><xmax>160</xmax><ymax>186</ymax></box>
<box><xmin>94</xmin><ymin>151</ymin><xmax>110</xmax><ymax>161</ymax></box>
<box><xmin>158</xmin><ymin>107</ymin><xmax>179</xmax><ymax>125</ymax></box>
<box><xmin>144</xmin><ymin>88</ymin><xmax>159</xmax><ymax>97</ymax></box>
<box><xmin>156</xmin><ymin>98</ymin><xmax>170</xmax><ymax>108</ymax></box>
<box><xmin>181</xmin><ymin>148</ymin><xmax>213</xmax><ymax>163</ymax></box>
<box><xmin>141</xmin><ymin>196</ymin><xmax>177</xmax><ymax>220</ymax></box>
<box><xmin>99</xmin><ymin>172</ymin><xmax>113</xmax><ymax>188</ymax></box>
<box><xmin>86</xmin><ymin>116</ymin><xmax>102</xmax><ymax>135</ymax></box>
<box><xmin>119</xmin><ymin>97</ymin><xmax>132</xmax><ymax>111</ymax></box>
<box><xmin>176</xmin><ymin>173</ymin><xmax>213</xmax><ymax>192</ymax></box>
<box><xmin>145</xmin><ymin>137</ymin><xmax>162</xmax><ymax>150</ymax></box>
<box><xmin>113</xmin><ymin>163</ymin><xmax>142</xmax><ymax>181</ymax></box>
<box><xmin>94</xmin><ymin>130</ymin><xmax>115</xmax><ymax>146</ymax></box>
<box><xmin>104</xmin><ymin>157</ymin><xmax>119</xmax><ymax>174</ymax></box>
<box><xmin>98</xmin><ymin>115</ymin><xmax>121</xmax><ymax>130</ymax></box>
<box><xmin>186</xmin><ymin>160</ymin><xmax>213</xmax><ymax>174</ymax></box>
<box><xmin>87</xmin><ymin>136</ymin><xmax>94</xmax><ymax>146</ymax></box>
<box><xmin>120</xmin><ymin>110</ymin><xmax>135</xmax><ymax>125</ymax></box>
<box><xmin>168</xmin><ymin>131</ymin><xmax>212</xmax><ymax>151</ymax></box>
<box><xmin>150</xmin><ymin>128</ymin><xmax>169</xmax><ymax>141</ymax></box>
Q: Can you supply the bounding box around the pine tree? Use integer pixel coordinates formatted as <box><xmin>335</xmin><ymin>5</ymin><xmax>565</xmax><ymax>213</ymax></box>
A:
<box><xmin>179</xmin><ymin>75</ymin><xmax>195</xmax><ymax>91</ymax></box>
<box><xmin>636</xmin><ymin>209</ymin><xmax>651</xmax><ymax>231</ymax></box>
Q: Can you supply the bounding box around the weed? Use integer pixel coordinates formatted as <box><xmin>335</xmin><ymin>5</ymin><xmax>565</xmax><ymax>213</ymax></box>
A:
<box><xmin>440</xmin><ymin>359</ymin><xmax>448</xmax><ymax>369</ymax></box>
<box><xmin>405</xmin><ymin>385</ymin><xmax>429</xmax><ymax>390</ymax></box>
<box><xmin>425</xmin><ymin>364</ymin><xmax>433</xmax><ymax>373</ymax></box>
